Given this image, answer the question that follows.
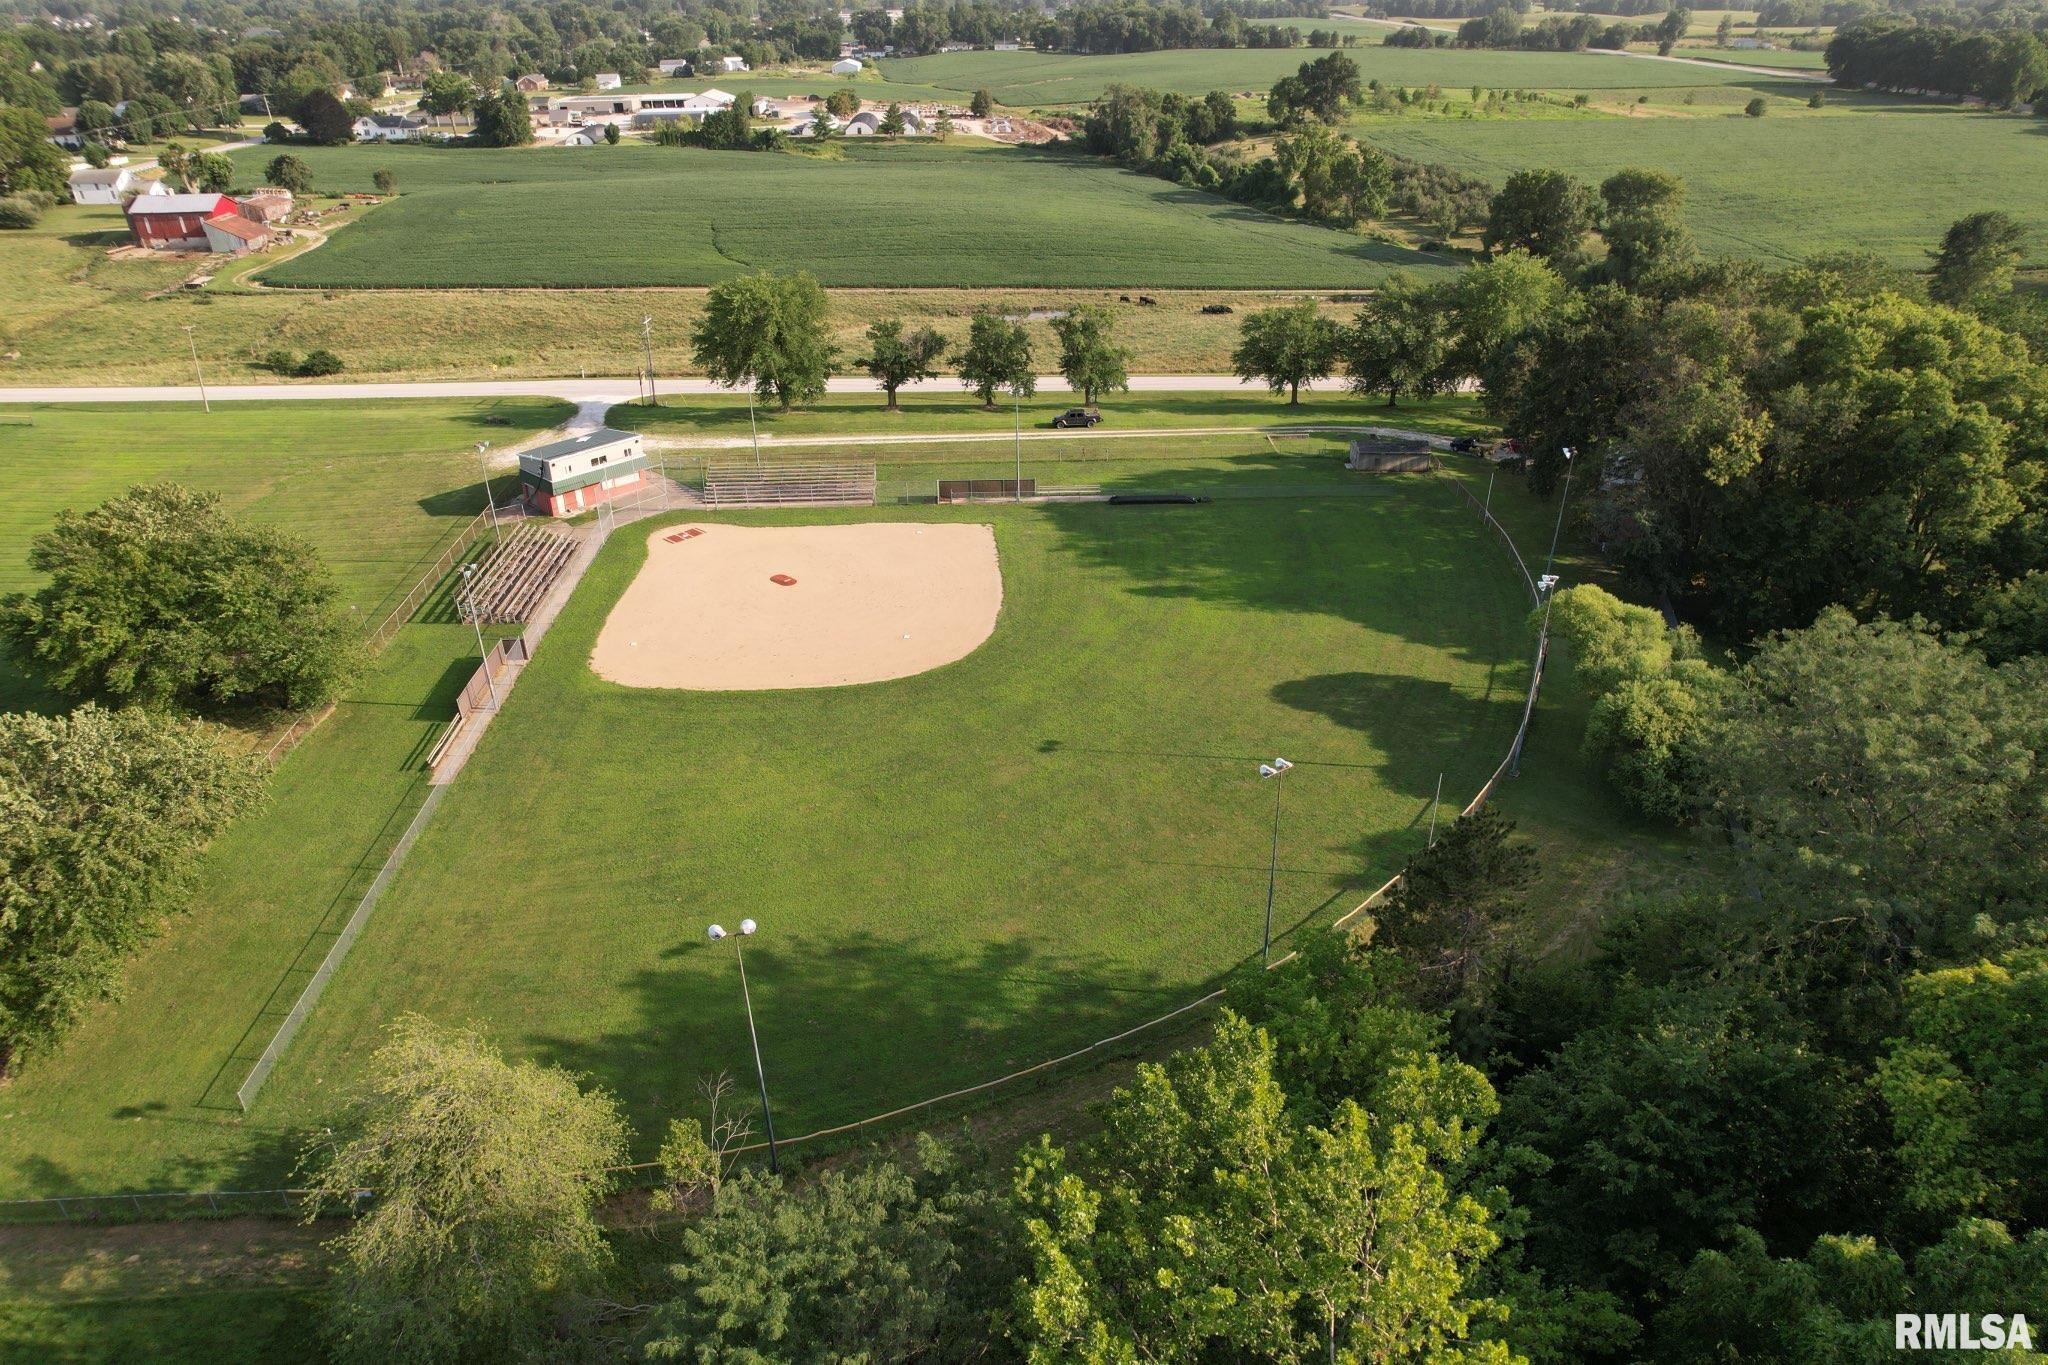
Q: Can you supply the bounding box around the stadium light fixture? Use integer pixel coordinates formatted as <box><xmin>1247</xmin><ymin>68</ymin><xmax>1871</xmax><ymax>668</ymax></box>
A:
<box><xmin>708</xmin><ymin>917</ymin><xmax>779</xmax><ymax>1172</ymax></box>
<box><xmin>476</xmin><ymin>442</ymin><xmax>498</xmax><ymax>531</ymax></box>
<box><xmin>1543</xmin><ymin>446</ymin><xmax>1576</xmax><ymax>582</ymax></box>
<box><xmin>457</xmin><ymin>563</ymin><xmax>500</xmax><ymax>711</ymax></box>
<box><xmin>1259</xmin><ymin>757</ymin><xmax>1294</xmax><ymax>962</ymax></box>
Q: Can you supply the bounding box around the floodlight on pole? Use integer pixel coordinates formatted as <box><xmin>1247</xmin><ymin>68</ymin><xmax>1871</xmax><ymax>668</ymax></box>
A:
<box><xmin>1013</xmin><ymin>386</ymin><xmax>1023</xmax><ymax>502</ymax></box>
<box><xmin>476</xmin><ymin>441</ymin><xmax>498</xmax><ymax>530</ymax></box>
<box><xmin>641</xmin><ymin>315</ymin><xmax>659</xmax><ymax>407</ymax></box>
<box><xmin>458</xmin><ymin>563</ymin><xmax>500</xmax><ymax>710</ymax></box>
<box><xmin>1258</xmin><ymin>757</ymin><xmax>1294</xmax><ymax>962</ymax></box>
<box><xmin>1542</xmin><ymin>446</ymin><xmax>1576</xmax><ymax>582</ymax></box>
<box><xmin>183</xmin><ymin>324</ymin><xmax>209</xmax><ymax>413</ymax></box>
<box><xmin>709</xmin><ymin>917</ymin><xmax>779</xmax><ymax>1173</ymax></box>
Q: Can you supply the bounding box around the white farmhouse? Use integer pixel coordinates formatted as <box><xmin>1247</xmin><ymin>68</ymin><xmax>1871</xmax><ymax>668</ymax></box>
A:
<box><xmin>658</xmin><ymin>57</ymin><xmax>693</xmax><ymax>76</ymax></box>
<box><xmin>594</xmin><ymin>72</ymin><xmax>622</xmax><ymax>90</ymax></box>
<box><xmin>719</xmin><ymin>55</ymin><xmax>750</xmax><ymax>73</ymax></box>
<box><xmin>67</xmin><ymin>164</ymin><xmax>157</xmax><ymax>205</ymax></box>
<box><xmin>352</xmin><ymin>112</ymin><xmax>423</xmax><ymax>141</ymax></box>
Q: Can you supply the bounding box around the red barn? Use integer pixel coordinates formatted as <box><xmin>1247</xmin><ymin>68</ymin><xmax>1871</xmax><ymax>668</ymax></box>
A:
<box><xmin>125</xmin><ymin>193</ymin><xmax>240</xmax><ymax>250</ymax></box>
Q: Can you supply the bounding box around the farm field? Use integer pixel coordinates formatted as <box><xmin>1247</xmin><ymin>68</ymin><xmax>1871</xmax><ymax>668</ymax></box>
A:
<box><xmin>882</xmin><ymin>42</ymin><xmax>1784</xmax><ymax>104</ymax></box>
<box><xmin>0</xmin><ymin>398</ymin><xmax>571</xmax><ymax>711</ymax></box>
<box><xmin>1673</xmin><ymin>44</ymin><xmax>1830</xmax><ymax>69</ymax></box>
<box><xmin>236</xmin><ymin>142</ymin><xmax>1445</xmax><ymax>290</ymax></box>
<box><xmin>1361</xmin><ymin>94</ymin><xmax>2048</xmax><ymax>266</ymax></box>
<box><xmin>248</xmin><ymin>476</ymin><xmax>1537</xmax><ymax>1162</ymax></box>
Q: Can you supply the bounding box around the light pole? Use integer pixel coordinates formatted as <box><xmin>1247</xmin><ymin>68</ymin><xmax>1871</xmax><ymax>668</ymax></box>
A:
<box><xmin>1542</xmin><ymin>446</ymin><xmax>1576</xmax><ymax>582</ymax></box>
<box><xmin>708</xmin><ymin>918</ymin><xmax>779</xmax><ymax>1173</ymax></box>
<box><xmin>641</xmin><ymin>315</ymin><xmax>659</xmax><ymax>407</ymax></box>
<box><xmin>1512</xmin><ymin>573</ymin><xmax>1562</xmax><ymax>779</ymax></box>
<box><xmin>746</xmin><ymin>382</ymin><xmax>763</xmax><ymax>469</ymax></box>
<box><xmin>476</xmin><ymin>441</ymin><xmax>498</xmax><ymax>529</ymax></box>
<box><xmin>1483</xmin><ymin>463</ymin><xmax>1496</xmax><ymax>518</ymax></box>
<box><xmin>183</xmin><ymin>324</ymin><xmax>209</xmax><ymax>413</ymax></box>
<box><xmin>1258</xmin><ymin>757</ymin><xmax>1294</xmax><ymax>962</ymax></box>
<box><xmin>458</xmin><ymin>563</ymin><xmax>500</xmax><ymax>710</ymax></box>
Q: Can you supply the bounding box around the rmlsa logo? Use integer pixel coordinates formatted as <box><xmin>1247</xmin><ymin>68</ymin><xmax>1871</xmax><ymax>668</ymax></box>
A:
<box><xmin>1895</xmin><ymin>1314</ymin><xmax>2033</xmax><ymax>1351</ymax></box>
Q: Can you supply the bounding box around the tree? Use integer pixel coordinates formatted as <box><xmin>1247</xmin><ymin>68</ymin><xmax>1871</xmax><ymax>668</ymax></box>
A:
<box><xmin>879</xmin><ymin>100</ymin><xmax>907</xmax><ymax>137</ymax></box>
<box><xmin>691</xmin><ymin>271</ymin><xmax>835</xmax><ymax>409</ymax></box>
<box><xmin>0</xmin><ymin>107</ymin><xmax>69</xmax><ymax>198</ymax></box>
<box><xmin>1377</xmin><ymin>807</ymin><xmax>1538</xmax><ymax>1000</ymax></box>
<box><xmin>970</xmin><ymin>87</ymin><xmax>994</xmax><ymax>118</ymax></box>
<box><xmin>1698</xmin><ymin>611</ymin><xmax>2048</xmax><ymax>958</ymax></box>
<box><xmin>1050</xmin><ymin>304</ymin><xmax>1131</xmax><ymax>406</ymax></box>
<box><xmin>933</xmin><ymin>107</ymin><xmax>954</xmax><ymax>141</ymax></box>
<box><xmin>1443</xmin><ymin>249</ymin><xmax>1563</xmax><ymax>378</ymax></box>
<box><xmin>473</xmin><ymin>86</ymin><xmax>534</xmax><ymax>147</ymax></box>
<box><xmin>1274</xmin><ymin>121</ymin><xmax>1390</xmax><ymax>225</ymax></box>
<box><xmin>1269</xmin><ymin>50</ymin><xmax>1363</xmax><ymax>123</ymax></box>
<box><xmin>187</xmin><ymin>151</ymin><xmax>234</xmax><ymax>194</ymax></box>
<box><xmin>300</xmin><ymin>1015</ymin><xmax>628</xmax><ymax>1365</ymax></box>
<box><xmin>1744</xmin><ymin>96</ymin><xmax>1768</xmax><ymax>116</ymax></box>
<box><xmin>826</xmin><ymin>87</ymin><xmax>861</xmax><ymax>120</ymax></box>
<box><xmin>1929</xmin><ymin>210</ymin><xmax>2026</xmax><ymax>308</ymax></box>
<box><xmin>957</xmin><ymin>308</ymin><xmax>1036</xmax><ymax>409</ymax></box>
<box><xmin>0</xmin><ymin>705</ymin><xmax>259</xmax><ymax>1074</ymax></box>
<box><xmin>416</xmin><ymin>70</ymin><xmax>474</xmax><ymax>127</ymax></box>
<box><xmin>1597</xmin><ymin>167</ymin><xmax>1696</xmax><ymax>288</ymax></box>
<box><xmin>642</xmin><ymin>1137</ymin><xmax>1022</xmax><ymax>1359</ymax></box>
<box><xmin>1014</xmin><ymin>1011</ymin><xmax>1511</xmax><ymax>1361</ymax></box>
<box><xmin>0</xmin><ymin>483</ymin><xmax>360</xmax><ymax>711</ymax></box>
<box><xmin>1484</xmin><ymin>168</ymin><xmax>1599</xmax><ymax>268</ymax></box>
<box><xmin>371</xmin><ymin>167</ymin><xmax>395</xmax><ymax>196</ymax></box>
<box><xmin>1231</xmin><ymin>300</ymin><xmax>1341</xmax><ymax>404</ymax></box>
<box><xmin>1343</xmin><ymin>277</ymin><xmax>1457</xmax><ymax>406</ymax></box>
<box><xmin>1654</xmin><ymin>7</ymin><xmax>1692</xmax><ymax>54</ymax></box>
<box><xmin>265</xmin><ymin>153</ymin><xmax>313</xmax><ymax>194</ymax></box>
<box><xmin>297</xmin><ymin>89</ymin><xmax>354</xmax><ymax>146</ymax></box>
<box><xmin>861</xmin><ymin>319</ymin><xmax>947</xmax><ymax>409</ymax></box>
<box><xmin>603</xmin><ymin>122</ymin><xmax>620</xmax><ymax>145</ymax></box>
<box><xmin>1878</xmin><ymin>948</ymin><xmax>2048</xmax><ymax>1229</ymax></box>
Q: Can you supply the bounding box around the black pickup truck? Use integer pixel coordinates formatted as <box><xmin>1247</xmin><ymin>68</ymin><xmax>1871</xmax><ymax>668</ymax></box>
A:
<box><xmin>1051</xmin><ymin>407</ymin><xmax>1103</xmax><ymax>429</ymax></box>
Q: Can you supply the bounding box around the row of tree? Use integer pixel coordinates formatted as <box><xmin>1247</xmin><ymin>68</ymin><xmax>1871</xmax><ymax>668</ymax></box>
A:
<box><xmin>687</xmin><ymin>270</ymin><xmax>1137</xmax><ymax>409</ymax></box>
<box><xmin>1825</xmin><ymin>17</ymin><xmax>2048</xmax><ymax>107</ymax></box>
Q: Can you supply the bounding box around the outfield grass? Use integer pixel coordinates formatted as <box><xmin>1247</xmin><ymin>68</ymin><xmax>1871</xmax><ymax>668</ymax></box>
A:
<box><xmin>248</xmin><ymin>472</ymin><xmax>1537</xmax><ymax>1157</ymax></box>
<box><xmin>882</xmin><ymin>43</ymin><xmax>1785</xmax><ymax>104</ymax></box>
<box><xmin>0</xmin><ymin>399</ymin><xmax>572</xmax><ymax>712</ymax></box>
<box><xmin>236</xmin><ymin>142</ymin><xmax>1444</xmax><ymax>290</ymax></box>
<box><xmin>1360</xmin><ymin>92</ymin><xmax>2048</xmax><ymax>266</ymax></box>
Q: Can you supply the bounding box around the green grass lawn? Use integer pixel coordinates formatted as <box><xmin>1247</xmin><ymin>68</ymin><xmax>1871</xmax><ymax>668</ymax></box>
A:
<box><xmin>0</xmin><ymin>399</ymin><xmax>572</xmax><ymax>712</ymax></box>
<box><xmin>236</xmin><ymin>142</ymin><xmax>1446</xmax><ymax>290</ymax></box>
<box><xmin>881</xmin><ymin>43</ymin><xmax>1780</xmax><ymax>104</ymax></box>
<box><xmin>248</xmin><ymin>475</ymin><xmax>1538</xmax><ymax>1163</ymax></box>
<box><xmin>606</xmin><ymin>388</ymin><xmax>1489</xmax><ymax>440</ymax></box>
<box><xmin>1360</xmin><ymin>92</ymin><xmax>2048</xmax><ymax>267</ymax></box>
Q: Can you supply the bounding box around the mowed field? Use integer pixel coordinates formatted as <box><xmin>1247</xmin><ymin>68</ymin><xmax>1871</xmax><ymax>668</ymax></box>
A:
<box><xmin>248</xmin><ymin>478</ymin><xmax>1534</xmax><ymax>1162</ymax></box>
<box><xmin>882</xmin><ymin>42</ymin><xmax>1786</xmax><ymax>103</ymax></box>
<box><xmin>0</xmin><ymin>399</ymin><xmax>571</xmax><ymax>711</ymax></box>
<box><xmin>238</xmin><ymin>142</ymin><xmax>1444</xmax><ymax>289</ymax></box>
<box><xmin>1362</xmin><ymin>92</ymin><xmax>2048</xmax><ymax>266</ymax></box>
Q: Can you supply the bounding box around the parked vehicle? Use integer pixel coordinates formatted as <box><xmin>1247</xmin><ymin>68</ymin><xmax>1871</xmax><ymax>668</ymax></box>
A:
<box><xmin>1052</xmin><ymin>407</ymin><xmax>1103</xmax><ymax>429</ymax></box>
<box><xmin>1449</xmin><ymin>436</ymin><xmax>1480</xmax><ymax>454</ymax></box>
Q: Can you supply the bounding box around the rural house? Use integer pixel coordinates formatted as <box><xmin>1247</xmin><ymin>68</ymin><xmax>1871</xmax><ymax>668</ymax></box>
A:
<box><xmin>517</xmin><ymin>428</ymin><xmax>650</xmax><ymax>516</ymax></box>
<box><xmin>45</xmin><ymin>108</ymin><xmax>82</xmax><ymax>148</ymax></box>
<box><xmin>353</xmin><ymin>112</ymin><xmax>423</xmax><ymax>141</ymax></box>
<box><xmin>595</xmin><ymin>72</ymin><xmax>623</xmax><ymax>90</ymax></box>
<box><xmin>719</xmin><ymin>55</ymin><xmax>750</xmax><ymax>72</ymax></box>
<box><xmin>67</xmin><ymin>164</ymin><xmax>160</xmax><ymax>205</ymax></box>
<box><xmin>124</xmin><ymin>192</ymin><xmax>240</xmax><ymax>249</ymax></box>
<box><xmin>658</xmin><ymin>57</ymin><xmax>693</xmax><ymax>76</ymax></box>
<box><xmin>515</xmin><ymin>73</ymin><xmax>549</xmax><ymax>92</ymax></box>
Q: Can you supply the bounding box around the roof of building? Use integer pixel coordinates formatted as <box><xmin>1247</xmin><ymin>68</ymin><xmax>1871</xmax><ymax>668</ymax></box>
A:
<box><xmin>68</xmin><ymin>166</ymin><xmax>131</xmax><ymax>187</ymax></box>
<box><xmin>204</xmin><ymin>214</ymin><xmax>271</xmax><ymax>243</ymax></box>
<box><xmin>127</xmin><ymin>192</ymin><xmax>233</xmax><ymax>216</ymax></box>
<box><xmin>519</xmin><ymin>426</ymin><xmax>642</xmax><ymax>467</ymax></box>
<box><xmin>358</xmin><ymin>112</ymin><xmax>422</xmax><ymax>129</ymax></box>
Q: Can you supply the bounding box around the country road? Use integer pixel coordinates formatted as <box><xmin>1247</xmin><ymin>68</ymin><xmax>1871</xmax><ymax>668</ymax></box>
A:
<box><xmin>0</xmin><ymin>374</ymin><xmax>1307</xmax><ymax>406</ymax></box>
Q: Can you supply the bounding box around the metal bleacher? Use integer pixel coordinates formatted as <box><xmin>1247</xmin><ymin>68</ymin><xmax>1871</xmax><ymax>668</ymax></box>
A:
<box><xmin>702</xmin><ymin>461</ymin><xmax>877</xmax><ymax>507</ymax></box>
<box><xmin>458</xmin><ymin>523</ymin><xmax>575</xmax><ymax>625</ymax></box>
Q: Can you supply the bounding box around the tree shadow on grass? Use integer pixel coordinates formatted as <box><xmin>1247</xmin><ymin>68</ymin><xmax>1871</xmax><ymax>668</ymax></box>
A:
<box><xmin>526</xmin><ymin>929</ymin><xmax>1185</xmax><ymax>1159</ymax></box>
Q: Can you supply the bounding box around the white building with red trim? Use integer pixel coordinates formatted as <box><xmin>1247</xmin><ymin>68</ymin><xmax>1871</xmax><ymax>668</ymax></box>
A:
<box><xmin>518</xmin><ymin>428</ymin><xmax>650</xmax><ymax>516</ymax></box>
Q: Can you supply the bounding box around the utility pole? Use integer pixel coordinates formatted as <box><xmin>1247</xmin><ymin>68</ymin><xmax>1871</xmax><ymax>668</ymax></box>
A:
<box><xmin>476</xmin><ymin>442</ymin><xmax>498</xmax><ymax>529</ymax></box>
<box><xmin>1013</xmin><ymin>385</ymin><xmax>1023</xmax><ymax>501</ymax></box>
<box><xmin>641</xmin><ymin>315</ymin><xmax>659</xmax><ymax>406</ymax></box>
<box><xmin>1543</xmin><ymin>446</ymin><xmax>1576</xmax><ymax>581</ymax></box>
<box><xmin>1259</xmin><ymin>757</ymin><xmax>1294</xmax><ymax>962</ymax></box>
<box><xmin>183</xmin><ymin>325</ymin><xmax>209</xmax><ymax>413</ymax></box>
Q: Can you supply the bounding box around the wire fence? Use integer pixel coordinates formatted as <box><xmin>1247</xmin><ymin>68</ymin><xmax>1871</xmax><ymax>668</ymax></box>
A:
<box><xmin>0</xmin><ymin>465</ymin><xmax>1553</xmax><ymax>1225</ymax></box>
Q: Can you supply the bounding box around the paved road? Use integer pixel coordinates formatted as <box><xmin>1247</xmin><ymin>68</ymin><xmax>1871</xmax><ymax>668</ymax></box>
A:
<box><xmin>0</xmin><ymin>374</ymin><xmax>1326</xmax><ymax>406</ymax></box>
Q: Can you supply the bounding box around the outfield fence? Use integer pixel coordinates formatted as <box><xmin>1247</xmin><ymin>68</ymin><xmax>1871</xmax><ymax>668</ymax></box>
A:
<box><xmin>0</xmin><ymin>466</ymin><xmax>1556</xmax><ymax>1225</ymax></box>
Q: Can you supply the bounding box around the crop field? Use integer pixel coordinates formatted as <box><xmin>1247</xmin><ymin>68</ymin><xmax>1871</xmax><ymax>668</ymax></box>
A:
<box><xmin>1361</xmin><ymin>94</ymin><xmax>2048</xmax><ymax>266</ymax></box>
<box><xmin>235</xmin><ymin>142</ymin><xmax>1443</xmax><ymax>290</ymax></box>
<box><xmin>881</xmin><ymin>43</ymin><xmax>1785</xmax><ymax>104</ymax></box>
<box><xmin>1675</xmin><ymin>45</ymin><xmax>1830</xmax><ymax>69</ymax></box>
<box><xmin>246</xmin><ymin>474</ymin><xmax>1535</xmax><ymax>1161</ymax></box>
<box><xmin>0</xmin><ymin>398</ymin><xmax>571</xmax><ymax>711</ymax></box>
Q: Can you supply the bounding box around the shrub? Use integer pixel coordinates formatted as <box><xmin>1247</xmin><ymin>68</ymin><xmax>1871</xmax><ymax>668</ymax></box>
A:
<box><xmin>0</xmin><ymin>196</ymin><xmax>42</xmax><ymax>229</ymax></box>
<box><xmin>1745</xmin><ymin>97</ymin><xmax>1768</xmax><ymax>116</ymax></box>
<box><xmin>295</xmin><ymin>348</ymin><xmax>344</xmax><ymax>377</ymax></box>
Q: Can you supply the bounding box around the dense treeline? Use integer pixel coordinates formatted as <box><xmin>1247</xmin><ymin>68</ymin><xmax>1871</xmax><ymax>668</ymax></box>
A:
<box><xmin>1826</xmin><ymin>16</ymin><xmax>2048</xmax><ymax>105</ymax></box>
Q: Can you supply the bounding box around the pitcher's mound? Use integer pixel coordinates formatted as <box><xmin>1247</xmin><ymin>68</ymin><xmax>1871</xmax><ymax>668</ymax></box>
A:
<box><xmin>591</xmin><ymin>523</ymin><xmax>1002</xmax><ymax>690</ymax></box>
